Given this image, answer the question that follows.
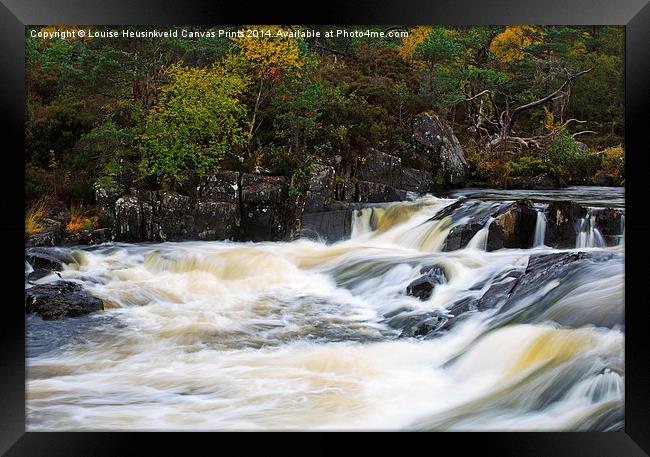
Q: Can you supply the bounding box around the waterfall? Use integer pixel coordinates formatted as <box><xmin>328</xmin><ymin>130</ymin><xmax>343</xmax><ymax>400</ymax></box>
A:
<box><xmin>533</xmin><ymin>211</ymin><xmax>547</xmax><ymax>247</ymax></box>
<box><xmin>576</xmin><ymin>210</ymin><xmax>606</xmax><ymax>248</ymax></box>
<box><xmin>467</xmin><ymin>217</ymin><xmax>493</xmax><ymax>250</ymax></box>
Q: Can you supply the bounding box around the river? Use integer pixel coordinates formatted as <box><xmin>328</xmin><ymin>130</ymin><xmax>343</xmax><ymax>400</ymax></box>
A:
<box><xmin>25</xmin><ymin>186</ymin><xmax>625</xmax><ymax>431</ymax></box>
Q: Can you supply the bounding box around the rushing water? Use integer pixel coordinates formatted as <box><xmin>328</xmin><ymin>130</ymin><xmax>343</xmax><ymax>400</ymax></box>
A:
<box><xmin>26</xmin><ymin>187</ymin><xmax>625</xmax><ymax>431</ymax></box>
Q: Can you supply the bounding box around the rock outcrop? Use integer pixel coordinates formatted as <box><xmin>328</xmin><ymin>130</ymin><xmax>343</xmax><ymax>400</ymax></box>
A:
<box><xmin>89</xmin><ymin>116</ymin><xmax>469</xmax><ymax>245</ymax></box>
<box><xmin>544</xmin><ymin>201</ymin><xmax>587</xmax><ymax>248</ymax></box>
<box><xmin>486</xmin><ymin>200</ymin><xmax>538</xmax><ymax>251</ymax></box>
<box><xmin>412</xmin><ymin>113</ymin><xmax>469</xmax><ymax>185</ymax></box>
<box><xmin>241</xmin><ymin>174</ymin><xmax>300</xmax><ymax>241</ymax></box>
<box><xmin>357</xmin><ymin>149</ymin><xmax>403</xmax><ymax>189</ymax></box>
<box><xmin>303</xmin><ymin>164</ymin><xmax>335</xmax><ymax>213</ymax></box>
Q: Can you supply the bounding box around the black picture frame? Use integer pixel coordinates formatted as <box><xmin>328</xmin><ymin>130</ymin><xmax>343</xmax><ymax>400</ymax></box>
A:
<box><xmin>1</xmin><ymin>0</ymin><xmax>648</xmax><ymax>454</ymax></box>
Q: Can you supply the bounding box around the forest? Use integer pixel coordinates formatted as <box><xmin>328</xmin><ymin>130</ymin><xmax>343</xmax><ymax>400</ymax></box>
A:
<box><xmin>25</xmin><ymin>25</ymin><xmax>624</xmax><ymax>235</ymax></box>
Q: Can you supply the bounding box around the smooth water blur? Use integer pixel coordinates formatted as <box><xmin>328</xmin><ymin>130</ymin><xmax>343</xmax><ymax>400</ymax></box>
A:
<box><xmin>26</xmin><ymin>190</ymin><xmax>624</xmax><ymax>431</ymax></box>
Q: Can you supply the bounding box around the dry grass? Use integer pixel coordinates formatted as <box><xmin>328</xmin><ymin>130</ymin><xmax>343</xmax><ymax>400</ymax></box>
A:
<box><xmin>25</xmin><ymin>198</ymin><xmax>48</xmax><ymax>236</ymax></box>
<box><xmin>66</xmin><ymin>205</ymin><xmax>98</xmax><ymax>233</ymax></box>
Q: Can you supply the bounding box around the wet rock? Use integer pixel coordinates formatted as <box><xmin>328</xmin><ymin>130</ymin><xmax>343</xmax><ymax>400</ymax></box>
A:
<box><xmin>494</xmin><ymin>251</ymin><xmax>619</xmax><ymax>326</ymax></box>
<box><xmin>594</xmin><ymin>208</ymin><xmax>624</xmax><ymax>246</ymax></box>
<box><xmin>357</xmin><ymin>149</ymin><xmax>403</xmax><ymax>188</ymax></box>
<box><xmin>240</xmin><ymin>174</ymin><xmax>297</xmax><ymax>241</ymax></box>
<box><xmin>191</xmin><ymin>201</ymin><xmax>240</xmax><ymax>240</ymax></box>
<box><xmin>397</xmin><ymin>267</ymin><xmax>524</xmax><ymax>338</ymax></box>
<box><xmin>544</xmin><ymin>201</ymin><xmax>587</xmax><ymax>248</ymax></box>
<box><xmin>27</xmin><ymin>268</ymin><xmax>55</xmax><ymax>281</ymax></box>
<box><xmin>406</xmin><ymin>265</ymin><xmax>447</xmax><ymax>300</ymax></box>
<box><xmin>25</xmin><ymin>248</ymin><xmax>76</xmax><ymax>271</ymax></box>
<box><xmin>412</xmin><ymin>113</ymin><xmax>469</xmax><ymax>185</ymax></box>
<box><xmin>25</xmin><ymin>281</ymin><xmax>103</xmax><ymax>320</ymax></box>
<box><xmin>196</xmin><ymin>171</ymin><xmax>240</xmax><ymax>203</ymax></box>
<box><xmin>355</xmin><ymin>180</ymin><xmax>403</xmax><ymax>203</ymax></box>
<box><xmin>304</xmin><ymin>164</ymin><xmax>336</xmax><ymax>212</ymax></box>
<box><xmin>401</xmin><ymin>168</ymin><xmax>435</xmax><ymax>193</ymax></box>
<box><xmin>301</xmin><ymin>205</ymin><xmax>352</xmax><ymax>243</ymax></box>
<box><xmin>486</xmin><ymin>200</ymin><xmax>537</xmax><ymax>251</ymax></box>
<box><xmin>399</xmin><ymin>313</ymin><xmax>449</xmax><ymax>338</ymax></box>
<box><xmin>382</xmin><ymin>306</ymin><xmax>415</xmax><ymax>319</ymax></box>
<box><xmin>63</xmin><ymin>228</ymin><xmax>115</xmax><ymax>245</ymax></box>
<box><xmin>442</xmin><ymin>219</ymin><xmax>487</xmax><ymax>251</ymax></box>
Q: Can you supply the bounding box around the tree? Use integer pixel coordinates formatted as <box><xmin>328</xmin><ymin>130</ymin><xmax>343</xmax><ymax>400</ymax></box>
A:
<box><xmin>229</xmin><ymin>26</ymin><xmax>305</xmax><ymax>147</ymax></box>
<box><xmin>138</xmin><ymin>63</ymin><xmax>250</xmax><ymax>187</ymax></box>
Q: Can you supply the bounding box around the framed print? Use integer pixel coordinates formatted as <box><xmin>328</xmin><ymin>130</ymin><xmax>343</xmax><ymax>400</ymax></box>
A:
<box><xmin>1</xmin><ymin>0</ymin><xmax>649</xmax><ymax>454</ymax></box>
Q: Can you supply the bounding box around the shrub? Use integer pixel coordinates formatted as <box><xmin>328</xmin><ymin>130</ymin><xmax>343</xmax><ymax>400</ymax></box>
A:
<box><xmin>25</xmin><ymin>198</ymin><xmax>48</xmax><ymax>236</ymax></box>
<box><xmin>544</xmin><ymin>129</ymin><xmax>599</xmax><ymax>184</ymax></box>
<box><xmin>66</xmin><ymin>205</ymin><xmax>98</xmax><ymax>233</ymax></box>
<box><xmin>598</xmin><ymin>145</ymin><xmax>625</xmax><ymax>184</ymax></box>
<box><xmin>506</xmin><ymin>155</ymin><xmax>556</xmax><ymax>178</ymax></box>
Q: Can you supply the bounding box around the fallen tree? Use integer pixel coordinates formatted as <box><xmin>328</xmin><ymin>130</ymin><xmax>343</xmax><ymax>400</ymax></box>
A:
<box><xmin>464</xmin><ymin>67</ymin><xmax>593</xmax><ymax>150</ymax></box>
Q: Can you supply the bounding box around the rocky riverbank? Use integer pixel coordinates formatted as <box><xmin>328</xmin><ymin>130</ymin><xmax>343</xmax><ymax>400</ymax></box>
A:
<box><xmin>26</xmin><ymin>113</ymin><xmax>604</xmax><ymax>248</ymax></box>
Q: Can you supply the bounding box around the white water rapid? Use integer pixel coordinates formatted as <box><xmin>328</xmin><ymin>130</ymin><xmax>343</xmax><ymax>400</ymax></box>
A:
<box><xmin>26</xmin><ymin>187</ymin><xmax>625</xmax><ymax>431</ymax></box>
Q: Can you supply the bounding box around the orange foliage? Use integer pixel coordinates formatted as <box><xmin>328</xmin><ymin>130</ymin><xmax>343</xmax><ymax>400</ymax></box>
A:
<box><xmin>490</xmin><ymin>26</ymin><xmax>542</xmax><ymax>64</ymax></box>
<box><xmin>397</xmin><ymin>26</ymin><xmax>433</xmax><ymax>62</ymax></box>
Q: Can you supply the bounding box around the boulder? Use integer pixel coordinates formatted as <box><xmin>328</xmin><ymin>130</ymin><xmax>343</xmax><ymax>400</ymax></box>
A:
<box><xmin>405</xmin><ymin>265</ymin><xmax>447</xmax><ymax>300</ymax></box>
<box><xmin>412</xmin><ymin>113</ymin><xmax>469</xmax><ymax>185</ymax></box>
<box><xmin>26</xmin><ymin>268</ymin><xmax>55</xmax><ymax>282</ymax></box>
<box><xmin>357</xmin><ymin>149</ymin><xmax>402</xmax><ymax>188</ymax></box>
<box><xmin>355</xmin><ymin>181</ymin><xmax>403</xmax><ymax>203</ymax></box>
<box><xmin>486</xmin><ymin>200</ymin><xmax>537</xmax><ymax>251</ymax></box>
<box><xmin>25</xmin><ymin>281</ymin><xmax>103</xmax><ymax>320</ymax></box>
<box><xmin>544</xmin><ymin>201</ymin><xmax>587</xmax><ymax>248</ymax></box>
<box><xmin>25</xmin><ymin>248</ymin><xmax>76</xmax><ymax>271</ymax></box>
<box><xmin>594</xmin><ymin>208</ymin><xmax>624</xmax><ymax>246</ymax></box>
<box><xmin>196</xmin><ymin>171</ymin><xmax>240</xmax><ymax>203</ymax></box>
<box><xmin>303</xmin><ymin>164</ymin><xmax>336</xmax><ymax>213</ymax></box>
<box><xmin>301</xmin><ymin>205</ymin><xmax>352</xmax><ymax>243</ymax></box>
<box><xmin>401</xmin><ymin>168</ymin><xmax>435</xmax><ymax>193</ymax></box>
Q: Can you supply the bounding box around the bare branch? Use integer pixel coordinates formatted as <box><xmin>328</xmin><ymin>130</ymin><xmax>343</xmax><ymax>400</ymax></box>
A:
<box><xmin>465</xmin><ymin>89</ymin><xmax>493</xmax><ymax>102</ymax></box>
<box><xmin>572</xmin><ymin>131</ymin><xmax>596</xmax><ymax>137</ymax></box>
<box><xmin>562</xmin><ymin>118</ymin><xmax>587</xmax><ymax>127</ymax></box>
<box><xmin>506</xmin><ymin>68</ymin><xmax>593</xmax><ymax>134</ymax></box>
